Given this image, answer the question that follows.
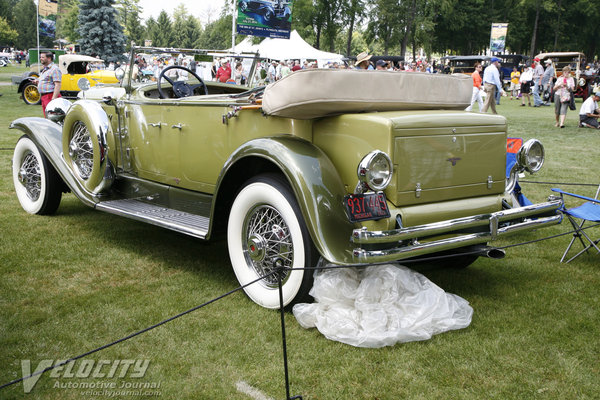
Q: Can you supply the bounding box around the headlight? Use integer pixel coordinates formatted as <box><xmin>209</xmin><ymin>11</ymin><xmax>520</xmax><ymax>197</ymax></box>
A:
<box><xmin>77</xmin><ymin>77</ymin><xmax>91</xmax><ymax>91</ymax></box>
<box><xmin>517</xmin><ymin>139</ymin><xmax>545</xmax><ymax>173</ymax></box>
<box><xmin>45</xmin><ymin>98</ymin><xmax>72</xmax><ymax>124</ymax></box>
<box><xmin>357</xmin><ymin>150</ymin><xmax>393</xmax><ymax>192</ymax></box>
<box><xmin>115</xmin><ymin>67</ymin><xmax>125</xmax><ymax>82</ymax></box>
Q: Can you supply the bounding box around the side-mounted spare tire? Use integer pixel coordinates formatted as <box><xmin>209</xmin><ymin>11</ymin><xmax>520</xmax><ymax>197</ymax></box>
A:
<box><xmin>62</xmin><ymin>100</ymin><xmax>114</xmax><ymax>194</ymax></box>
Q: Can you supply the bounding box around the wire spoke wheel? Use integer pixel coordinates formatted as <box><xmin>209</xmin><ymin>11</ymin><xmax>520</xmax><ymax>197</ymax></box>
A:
<box><xmin>68</xmin><ymin>121</ymin><xmax>94</xmax><ymax>180</ymax></box>
<box><xmin>12</xmin><ymin>136</ymin><xmax>62</xmax><ymax>215</ymax></box>
<box><xmin>243</xmin><ymin>204</ymin><xmax>293</xmax><ymax>288</ymax></box>
<box><xmin>228</xmin><ymin>174</ymin><xmax>318</xmax><ymax>309</ymax></box>
<box><xmin>18</xmin><ymin>151</ymin><xmax>42</xmax><ymax>201</ymax></box>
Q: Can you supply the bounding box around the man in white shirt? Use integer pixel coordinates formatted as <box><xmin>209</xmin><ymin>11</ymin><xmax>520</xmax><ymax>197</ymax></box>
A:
<box><xmin>532</xmin><ymin>57</ymin><xmax>545</xmax><ymax>106</ymax></box>
<box><xmin>481</xmin><ymin>57</ymin><xmax>502</xmax><ymax>114</ymax></box>
<box><xmin>579</xmin><ymin>91</ymin><xmax>600</xmax><ymax>129</ymax></box>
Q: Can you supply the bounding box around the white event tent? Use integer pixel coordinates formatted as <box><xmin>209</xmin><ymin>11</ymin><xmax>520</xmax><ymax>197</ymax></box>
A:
<box><xmin>230</xmin><ymin>30</ymin><xmax>343</xmax><ymax>66</ymax></box>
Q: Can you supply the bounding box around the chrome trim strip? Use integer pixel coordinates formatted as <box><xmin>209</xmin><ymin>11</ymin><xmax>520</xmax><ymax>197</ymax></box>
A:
<box><xmin>352</xmin><ymin>199</ymin><xmax>562</xmax><ymax>244</ymax></box>
<box><xmin>353</xmin><ymin>214</ymin><xmax>562</xmax><ymax>263</ymax></box>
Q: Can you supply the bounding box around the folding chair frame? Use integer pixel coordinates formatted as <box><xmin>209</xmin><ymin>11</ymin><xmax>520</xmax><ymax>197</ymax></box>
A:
<box><xmin>552</xmin><ymin>186</ymin><xmax>600</xmax><ymax>263</ymax></box>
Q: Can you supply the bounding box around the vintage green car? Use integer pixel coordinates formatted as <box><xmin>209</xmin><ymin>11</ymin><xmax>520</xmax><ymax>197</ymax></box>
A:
<box><xmin>10</xmin><ymin>47</ymin><xmax>563</xmax><ymax>309</ymax></box>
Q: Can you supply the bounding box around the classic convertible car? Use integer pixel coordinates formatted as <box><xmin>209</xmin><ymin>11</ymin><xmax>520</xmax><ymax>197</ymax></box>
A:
<box><xmin>10</xmin><ymin>47</ymin><xmax>563</xmax><ymax>309</ymax></box>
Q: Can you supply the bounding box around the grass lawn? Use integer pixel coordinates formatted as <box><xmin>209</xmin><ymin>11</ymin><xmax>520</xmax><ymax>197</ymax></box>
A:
<box><xmin>0</xmin><ymin>84</ymin><xmax>599</xmax><ymax>400</ymax></box>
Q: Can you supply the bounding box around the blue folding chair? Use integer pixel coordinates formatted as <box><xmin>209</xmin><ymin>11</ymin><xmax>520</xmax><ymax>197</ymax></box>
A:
<box><xmin>551</xmin><ymin>186</ymin><xmax>600</xmax><ymax>263</ymax></box>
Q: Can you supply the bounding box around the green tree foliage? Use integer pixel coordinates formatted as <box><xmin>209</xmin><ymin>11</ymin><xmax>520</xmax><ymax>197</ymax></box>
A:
<box><xmin>115</xmin><ymin>0</ymin><xmax>145</xmax><ymax>47</ymax></box>
<box><xmin>60</xmin><ymin>3</ymin><xmax>81</xmax><ymax>43</ymax></box>
<box><xmin>137</xmin><ymin>0</ymin><xmax>599</xmax><ymax>60</ymax></box>
<box><xmin>78</xmin><ymin>0</ymin><xmax>126</xmax><ymax>61</ymax></box>
<box><xmin>0</xmin><ymin>16</ymin><xmax>18</xmax><ymax>45</ymax></box>
<box><xmin>195</xmin><ymin>14</ymin><xmax>232</xmax><ymax>50</ymax></box>
<box><xmin>154</xmin><ymin>11</ymin><xmax>173</xmax><ymax>47</ymax></box>
<box><xmin>144</xmin><ymin>16</ymin><xmax>159</xmax><ymax>46</ymax></box>
<box><xmin>13</xmin><ymin>0</ymin><xmax>37</xmax><ymax>49</ymax></box>
<box><xmin>171</xmin><ymin>5</ymin><xmax>202</xmax><ymax>49</ymax></box>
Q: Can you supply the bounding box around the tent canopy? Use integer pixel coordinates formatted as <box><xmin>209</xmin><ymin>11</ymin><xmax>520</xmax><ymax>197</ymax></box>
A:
<box><xmin>231</xmin><ymin>30</ymin><xmax>343</xmax><ymax>62</ymax></box>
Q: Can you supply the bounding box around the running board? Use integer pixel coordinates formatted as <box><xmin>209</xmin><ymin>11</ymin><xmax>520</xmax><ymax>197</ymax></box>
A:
<box><xmin>95</xmin><ymin>199</ymin><xmax>209</xmax><ymax>239</ymax></box>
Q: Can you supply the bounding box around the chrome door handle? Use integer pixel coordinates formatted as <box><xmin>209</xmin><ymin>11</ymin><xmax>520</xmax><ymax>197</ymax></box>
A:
<box><xmin>149</xmin><ymin>122</ymin><xmax>162</xmax><ymax>128</ymax></box>
<box><xmin>171</xmin><ymin>123</ymin><xmax>183</xmax><ymax>130</ymax></box>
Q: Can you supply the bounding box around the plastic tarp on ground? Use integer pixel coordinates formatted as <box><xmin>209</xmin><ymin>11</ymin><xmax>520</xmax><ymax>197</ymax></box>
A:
<box><xmin>293</xmin><ymin>264</ymin><xmax>473</xmax><ymax>348</ymax></box>
<box><xmin>230</xmin><ymin>30</ymin><xmax>343</xmax><ymax>64</ymax></box>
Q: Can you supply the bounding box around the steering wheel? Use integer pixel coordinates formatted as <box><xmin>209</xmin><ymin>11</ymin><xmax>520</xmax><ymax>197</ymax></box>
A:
<box><xmin>157</xmin><ymin>65</ymin><xmax>208</xmax><ymax>99</ymax></box>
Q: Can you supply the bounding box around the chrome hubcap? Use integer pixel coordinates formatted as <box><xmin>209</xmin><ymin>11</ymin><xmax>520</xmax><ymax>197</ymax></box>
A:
<box><xmin>242</xmin><ymin>205</ymin><xmax>293</xmax><ymax>287</ymax></box>
<box><xmin>18</xmin><ymin>152</ymin><xmax>41</xmax><ymax>201</ymax></box>
<box><xmin>69</xmin><ymin>121</ymin><xmax>93</xmax><ymax>180</ymax></box>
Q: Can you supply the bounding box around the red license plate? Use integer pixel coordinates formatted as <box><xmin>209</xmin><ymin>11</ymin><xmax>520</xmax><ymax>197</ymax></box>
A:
<box><xmin>344</xmin><ymin>192</ymin><xmax>391</xmax><ymax>222</ymax></box>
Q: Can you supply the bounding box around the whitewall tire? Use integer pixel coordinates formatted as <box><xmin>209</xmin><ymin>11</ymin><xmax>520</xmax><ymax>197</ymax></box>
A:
<box><xmin>13</xmin><ymin>136</ymin><xmax>62</xmax><ymax>215</ymax></box>
<box><xmin>227</xmin><ymin>174</ymin><xmax>317</xmax><ymax>309</ymax></box>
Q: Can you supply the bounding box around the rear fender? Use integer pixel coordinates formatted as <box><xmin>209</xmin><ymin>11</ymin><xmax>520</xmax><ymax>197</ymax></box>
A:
<box><xmin>214</xmin><ymin>136</ymin><xmax>356</xmax><ymax>264</ymax></box>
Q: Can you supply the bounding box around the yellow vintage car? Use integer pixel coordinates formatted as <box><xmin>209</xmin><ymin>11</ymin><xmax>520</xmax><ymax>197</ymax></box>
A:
<box><xmin>18</xmin><ymin>54</ymin><xmax>118</xmax><ymax>105</ymax></box>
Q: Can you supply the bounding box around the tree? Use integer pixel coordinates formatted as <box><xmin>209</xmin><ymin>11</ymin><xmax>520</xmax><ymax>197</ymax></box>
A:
<box><xmin>78</xmin><ymin>0</ymin><xmax>126</xmax><ymax>61</ymax></box>
<box><xmin>154</xmin><ymin>11</ymin><xmax>172</xmax><ymax>47</ymax></box>
<box><xmin>195</xmin><ymin>14</ymin><xmax>231</xmax><ymax>50</ymax></box>
<box><xmin>341</xmin><ymin>0</ymin><xmax>365</xmax><ymax>56</ymax></box>
<box><xmin>13</xmin><ymin>0</ymin><xmax>37</xmax><ymax>49</ymax></box>
<box><xmin>0</xmin><ymin>16</ymin><xmax>18</xmax><ymax>46</ymax></box>
<box><xmin>115</xmin><ymin>0</ymin><xmax>144</xmax><ymax>46</ymax></box>
<box><xmin>144</xmin><ymin>16</ymin><xmax>159</xmax><ymax>46</ymax></box>
<box><xmin>60</xmin><ymin>3</ymin><xmax>81</xmax><ymax>43</ymax></box>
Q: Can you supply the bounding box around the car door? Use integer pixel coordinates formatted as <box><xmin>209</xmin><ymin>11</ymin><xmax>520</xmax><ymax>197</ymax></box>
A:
<box><xmin>125</xmin><ymin>102</ymin><xmax>181</xmax><ymax>186</ymax></box>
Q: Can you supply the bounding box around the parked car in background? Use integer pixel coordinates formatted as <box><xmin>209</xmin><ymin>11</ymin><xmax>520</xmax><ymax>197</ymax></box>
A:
<box><xmin>535</xmin><ymin>52</ymin><xmax>593</xmax><ymax>99</ymax></box>
<box><xmin>440</xmin><ymin>55</ymin><xmax>492</xmax><ymax>75</ymax></box>
<box><xmin>17</xmin><ymin>54</ymin><xmax>118</xmax><ymax>105</ymax></box>
<box><xmin>9</xmin><ymin>46</ymin><xmax>563</xmax><ymax>309</ymax></box>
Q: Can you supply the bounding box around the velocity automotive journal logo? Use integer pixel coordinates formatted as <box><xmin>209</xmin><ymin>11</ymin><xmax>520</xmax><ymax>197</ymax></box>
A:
<box><xmin>20</xmin><ymin>359</ymin><xmax>154</xmax><ymax>394</ymax></box>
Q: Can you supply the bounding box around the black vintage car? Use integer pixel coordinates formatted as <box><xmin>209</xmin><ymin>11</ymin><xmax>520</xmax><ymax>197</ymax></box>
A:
<box><xmin>239</xmin><ymin>0</ymin><xmax>291</xmax><ymax>23</ymax></box>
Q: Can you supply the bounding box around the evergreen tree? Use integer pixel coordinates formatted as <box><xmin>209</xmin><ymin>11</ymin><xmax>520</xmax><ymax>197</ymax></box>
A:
<box><xmin>115</xmin><ymin>0</ymin><xmax>144</xmax><ymax>47</ymax></box>
<box><xmin>144</xmin><ymin>16</ymin><xmax>159</xmax><ymax>46</ymax></box>
<box><xmin>154</xmin><ymin>11</ymin><xmax>172</xmax><ymax>47</ymax></box>
<box><xmin>77</xmin><ymin>0</ymin><xmax>126</xmax><ymax>61</ymax></box>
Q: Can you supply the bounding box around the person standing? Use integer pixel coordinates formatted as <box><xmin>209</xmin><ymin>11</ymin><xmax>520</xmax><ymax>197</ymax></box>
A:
<box><xmin>578</xmin><ymin>91</ymin><xmax>600</xmax><ymax>129</ymax></box>
<box><xmin>540</xmin><ymin>59</ymin><xmax>554</xmax><ymax>106</ymax></box>
<box><xmin>519</xmin><ymin>65</ymin><xmax>533</xmax><ymax>106</ymax></box>
<box><xmin>36</xmin><ymin>51</ymin><xmax>61</xmax><ymax>117</ymax></box>
<box><xmin>481</xmin><ymin>57</ymin><xmax>502</xmax><ymax>114</ymax></box>
<box><xmin>532</xmin><ymin>57</ymin><xmax>545</xmax><ymax>106</ymax></box>
<box><xmin>509</xmin><ymin>66</ymin><xmax>520</xmax><ymax>100</ymax></box>
<box><xmin>553</xmin><ymin>66</ymin><xmax>575</xmax><ymax>128</ymax></box>
<box><xmin>466</xmin><ymin>63</ymin><xmax>484</xmax><ymax>112</ymax></box>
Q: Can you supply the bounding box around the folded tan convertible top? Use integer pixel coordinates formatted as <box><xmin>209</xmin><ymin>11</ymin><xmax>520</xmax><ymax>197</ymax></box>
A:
<box><xmin>262</xmin><ymin>69</ymin><xmax>472</xmax><ymax>119</ymax></box>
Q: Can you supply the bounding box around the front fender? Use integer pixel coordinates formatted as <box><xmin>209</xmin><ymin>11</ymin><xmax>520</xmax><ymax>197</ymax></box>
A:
<box><xmin>17</xmin><ymin>77</ymin><xmax>35</xmax><ymax>93</ymax></box>
<box><xmin>215</xmin><ymin>136</ymin><xmax>357</xmax><ymax>264</ymax></box>
<box><xmin>9</xmin><ymin>117</ymin><xmax>98</xmax><ymax>208</ymax></box>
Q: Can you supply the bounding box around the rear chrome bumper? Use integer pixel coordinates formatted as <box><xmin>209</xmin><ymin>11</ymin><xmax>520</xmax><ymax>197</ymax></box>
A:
<box><xmin>351</xmin><ymin>199</ymin><xmax>563</xmax><ymax>263</ymax></box>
